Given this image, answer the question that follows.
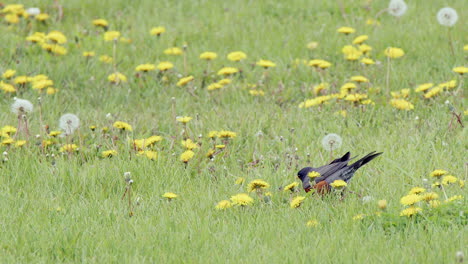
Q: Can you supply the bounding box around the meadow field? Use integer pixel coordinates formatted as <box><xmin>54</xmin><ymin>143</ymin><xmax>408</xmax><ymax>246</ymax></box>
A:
<box><xmin>0</xmin><ymin>0</ymin><xmax>466</xmax><ymax>263</ymax></box>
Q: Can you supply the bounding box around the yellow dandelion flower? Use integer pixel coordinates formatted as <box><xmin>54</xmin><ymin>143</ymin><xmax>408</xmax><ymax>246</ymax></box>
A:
<box><xmin>458</xmin><ymin>180</ymin><xmax>464</xmax><ymax>188</ymax></box>
<box><xmin>206</xmin><ymin>149</ymin><xmax>215</xmax><ymax>159</ymax></box>
<box><xmin>180</xmin><ymin>150</ymin><xmax>195</xmax><ymax>163</ymax></box>
<box><xmin>46</xmin><ymin>87</ymin><xmax>58</xmax><ymax>95</ymax></box>
<box><xmin>99</xmin><ymin>55</ymin><xmax>113</xmax><ymax>63</ymax></box>
<box><xmin>162</xmin><ymin>192</ymin><xmax>178</xmax><ymax>200</ymax></box>
<box><xmin>2</xmin><ymin>138</ymin><xmax>14</xmax><ymax>146</ymax></box>
<box><xmin>217</xmin><ymin>67</ymin><xmax>239</xmax><ymax>76</ymax></box>
<box><xmin>177</xmin><ymin>76</ymin><xmax>194</xmax><ymax>87</ymax></box>
<box><xmin>330</xmin><ymin>180</ymin><xmax>347</xmax><ymax>189</ymax></box>
<box><xmin>400</xmin><ymin>194</ymin><xmax>422</xmax><ymax>206</ymax></box>
<box><xmin>256</xmin><ymin>59</ymin><xmax>276</xmax><ymax>68</ymax></box>
<box><xmin>102</xmin><ymin>150</ymin><xmax>117</xmax><ymax>158</ymax></box>
<box><xmin>0</xmin><ymin>82</ymin><xmax>16</xmax><ymax>93</ymax></box>
<box><xmin>5</xmin><ymin>14</ymin><xmax>19</xmax><ymax>24</ymax></box>
<box><xmin>235</xmin><ymin>177</ymin><xmax>245</xmax><ymax>185</ymax></box>
<box><xmin>199</xmin><ymin>52</ymin><xmax>218</xmax><ymax>60</ymax></box>
<box><xmin>453</xmin><ymin>66</ymin><xmax>468</xmax><ymax>75</ymax></box>
<box><xmin>290</xmin><ymin>196</ymin><xmax>306</xmax><ymax>208</ymax></box>
<box><xmin>138</xmin><ymin>150</ymin><xmax>158</xmax><ymax>160</ymax></box>
<box><xmin>247</xmin><ymin>179</ymin><xmax>270</xmax><ymax>192</ymax></box>
<box><xmin>422</xmin><ymin>192</ymin><xmax>439</xmax><ymax>201</ymax></box>
<box><xmin>360</xmin><ymin>58</ymin><xmax>375</xmax><ymax>65</ymax></box>
<box><xmin>366</xmin><ymin>18</ymin><xmax>380</xmax><ymax>26</ymax></box>
<box><xmin>249</xmin><ymin>89</ymin><xmax>265</xmax><ymax>96</ymax></box>
<box><xmin>429</xmin><ymin>200</ymin><xmax>440</xmax><ymax>208</ymax></box>
<box><xmin>318</xmin><ymin>61</ymin><xmax>332</xmax><ymax>69</ymax></box>
<box><xmin>390</xmin><ymin>99</ymin><xmax>414</xmax><ymax>111</ymax></box>
<box><xmin>49</xmin><ymin>131</ymin><xmax>62</xmax><ymax>137</ymax></box>
<box><xmin>164</xmin><ymin>47</ymin><xmax>183</xmax><ymax>55</ymax></box>
<box><xmin>82</xmin><ymin>51</ymin><xmax>95</xmax><ymax>57</ymax></box>
<box><xmin>108</xmin><ymin>72</ymin><xmax>127</xmax><ymax>84</ymax></box>
<box><xmin>145</xmin><ymin>135</ymin><xmax>163</xmax><ymax>147</ymax></box>
<box><xmin>1</xmin><ymin>126</ymin><xmax>17</xmax><ymax>135</ymax></box>
<box><xmin>157</xmin><ymin>61</ymin><xmax>174</xmax><ymax>71</ymax></box>
<box><xmin>218</xmin><ymin>130</ymin><xmax>236</xmax><ymax>138</ymax></box>
<box><xmin>313</xmin><ymin>83</ymin><xmax>328</xmax><ymax>95</ymax></box>
<box><xmin>306</xmin><ymin>41</ymin><xmax>319</xmax><ymax>50</ymax></box>
<box><xmin>14</xmin><ymin>140</ymin><xmax>26</xmax><ymax>147</ymax></box>
<box><xmin>2</xmin><ymin>69</ymin><xmax>16</xmax><ymax>79</ymax></box>
<box><xmin>230</xmin><ymin>193</ymin><xmax>254</xmax><ymax>206</ymax></box>
<box><xmin>378</xmin><ymin>200</ymin><xmax>387</xmax><ymax>210</ymax></box>
<box><xmin>113</xmin><ymin>121</ymin><xmax>133</xmax><ymax>131</ymax></box>
<box><xmin>359</xmin><ymin>44</ymin><xmax>372</xmax><ymax>54</ymax></box>
<box><xmin>424</xmin><ymin>87</ymin><xmax>443</xmax><ymax>99</ymax></box>
<box><xmin>384</xmin><ymin>47</ymin><xmax>405</xmax><ymax>59</ymax></box>
<box><xmin>400</xmin><ymin>206</ymin><xmax>422</xmax><ymax>217</ymax></box>
<box><xmin>441</xmin><ymin>175</ymin><xmax>458</xmax><ymax>185</ymax></box>
<box><xmin>283</xmin><ymin>182</ymin><xmax>299</xmax><ymax>192</ymax></box>
<box><xmin>207</xmin><ymin>131</ymin><xmax>219</xmax><ymax>138</ymax></box>
<box><xmin>92</xmin><ymin>19</ymin><xmax>108</xmax><ymax>28</ymax></box>
<box><xmin>335</xmin><ymin>110</ymin><xmax>347</xmax><ymax>118</ymax></box>
<box><xmin>103</xmin><ymin>31</ymin><xmax>121</xmax><ymax>41</ymax></box>
<box><xmin>337</xmin><ymin>26</ymin><xmax>355</xmax><ymax>34</ymax></box>
<box><xmin>308</xmin><ymin>171</ymin><xmax>321</xmax><ymax>179</ymax></box>
<box><xmin>150</xmin><ymin>26</ymin><xmax>166</xmax><ymax>36</ymax></box>
<box><xmin>408</xmin><ymin>187</ymin><xmax>425</xmax><ymax>195</ymax></box>
<box><xmin>215</xmin><ymin>145</ymin><xmax>225</xmax><ymax>149</ymax></box>
<box><xmin>181</xmin><ymin>139</ymin><xmax>198</xmax><ymax>150</ymax></box>
<box><xmin>176</xmin><ymin>116</ymin><xmax>192</xmax><ymax>124</ymax></box>
<box><xmin>35</xmin><ymin>13</ymin><xmax>49</xmax><ymax>21</ymax></box>
<box><xmin>215</xmin><ymin>200</ymin><xmax>232</xmax><ymax>210</ymax></box>
<box><xmin>353</xmin><ymin>214</ymin><xmax>365</xmax><ymax>220</ymax></box>
<box><xmin>430</xmin><ymin>169</ymin><xmax>448</xmax><ymax>178</ymax></box>
<box><xmin>32</xmin><ymin>79</ymin><xmax>53</xmax><ymax>90</ymax></box>
<box><xmin>218</xmin><ymin>79</ymin><xmax>232</xmax><ymax>85</ymax></box>
<box><xmin>46</xmin><ymin>31</ymin><xmax>67</xmax><ymax>44</ymax></box>
<box><xmin>445</xmin><ymin>195</ymin><xmax>463</xmax><ymax>203</ymax></box>
<box><xmin>41</xmin><ymin>44</ymin><xmax>67</xmax><ymax>55</ymax></box>
<box><xmin>135</xmin><ymin>64</ymin><xmax>156</xmax><ymax>72</ymax></box>
<box><xmin>415</xmin><ymin>83</ymin><xmax>433</xmax><ymax>92</ymax></box>
<box><xmin>59</xmin><ymin>144</ymin><xmax>78</xmax><ymax>152</ymax></box>
<box><xmin>341</xmin><ymin>82</ymin><xmax>357</xmax><ymax>92</ymax></box>
<box><xmin>227</xmin><ymin>51</ymin><xmax>247</xmax><ymax>62</ymax></box>
<box><xmin>353</xmin><ymin>35</ymin><xmax>368</xmax><ymax>44</ymax></box>
<box><xmin>350</xmin><ymin>76</ymin><xmax>369</xmax><ymax>83</ymax></box>
<box><xmin>207</xmin><ymin>83</ymin><xmax>223</xmax><ymax>91</ymax></box>
<box><xmin>306</xmin><ymin>219</ymin><xmax>319</xmax><ymax>227</ymax></box>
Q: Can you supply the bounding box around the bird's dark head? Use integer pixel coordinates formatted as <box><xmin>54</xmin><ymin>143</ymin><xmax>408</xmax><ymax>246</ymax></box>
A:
<box><xmin>297</xmin><ymin>167</ymin><xmax>313</xmax><ymax>192</ymax></box>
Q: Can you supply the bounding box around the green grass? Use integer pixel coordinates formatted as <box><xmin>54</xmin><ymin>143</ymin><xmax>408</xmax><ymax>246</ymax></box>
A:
<box><xmin>0</xmin><ymin>0</ymin><xmax>467</xmax><ymax>263</ymax></box>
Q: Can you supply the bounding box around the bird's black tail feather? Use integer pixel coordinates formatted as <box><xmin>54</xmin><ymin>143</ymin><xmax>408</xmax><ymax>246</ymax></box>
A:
<box><xmin>329</xmin><ymin>152</ymin><xmax>351</xmax><ymax>164</ymax></box>
<box><xmin>350</xmin><ymin>152</ymin><xmax>382</xmax><ymax>170</ymax></box>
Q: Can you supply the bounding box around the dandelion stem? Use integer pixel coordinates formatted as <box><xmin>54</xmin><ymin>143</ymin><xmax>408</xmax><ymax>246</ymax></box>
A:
<box><xmin>447</xmin><ymin>28</ymin><xmax>455</xmax><ymax>57</ymax></box>
<box><xmin>385</xmin><ymin>56</ymin><xmax>391</xmax><ymax>96</ymax></box>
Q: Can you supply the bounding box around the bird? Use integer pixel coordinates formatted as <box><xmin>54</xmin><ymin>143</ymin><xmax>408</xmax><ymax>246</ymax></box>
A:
<box><xmin>297</xmin><ymin>151</ymin><xmax>382</xmax><ymax>195</ymax></box>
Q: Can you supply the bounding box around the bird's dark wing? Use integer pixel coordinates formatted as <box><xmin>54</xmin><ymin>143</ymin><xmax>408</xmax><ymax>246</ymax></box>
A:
<box><xmin>312</xmin><ymin>161</ymin><xmax>349</xmax><ymax>183</ymax></box>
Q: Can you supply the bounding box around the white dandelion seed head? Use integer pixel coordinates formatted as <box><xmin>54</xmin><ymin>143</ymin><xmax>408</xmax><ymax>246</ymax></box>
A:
<box><xmin>362</xmin><ymin>196</ymin><xmax>373</xmax><ymax>203</ymax></box>
<box><xmin>106</xmin><ymin>113</ymin><xmax>112</xmax><ymax>119</ymax></box>
<box><xmin>321</xmin><ymin>133</ymin><xmax>343</xmax><ymax>151</ymax></box>
<box><xmin>11</xmin><ymin>98</ymin><xmax>33</xmax><ymax>115</ymax></box>
<box><xmin>59</xmin><ymin>113</ymin><xmax>80</xmax><ymax>135</ymax></box>
<box><xmin>25</xmin><ymin>7</ymin><xmax>41</xmax><ymax>16</ymax></box>
<box><xmin>2</xmin><ymin>152</ymin><xmax>8</xmax><ymax>156</ymax></box>
<box><xmin>456</xmin><ymin>251</ymin><xmax>464</xmax><ymax>262</ymax></box>
<box><xmin>388</xmin><ymin>0</ymin><xmax>407</xmax><ymax>17</ymax></box>
<box><xmin>124</xmin><ymin>172</ymin><xmax>131</xmax><ymax>178</ymax></box>
<box><xmin>437</xmin><ymin>7</ymin><xmax>458</xmax><ymax>27</ymax></box>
